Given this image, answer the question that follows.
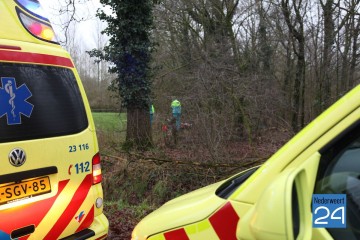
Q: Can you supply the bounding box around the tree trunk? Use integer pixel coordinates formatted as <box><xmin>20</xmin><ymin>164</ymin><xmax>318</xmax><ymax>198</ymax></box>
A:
<box><xmin>350</xmin><ymin>16</ymin><xmax>360</xmax><ymax>88</ymax></box>
<box><xmin>320</xmin><ymin>0</ymin><xmax>335</xmax><ymax>110</ymax></box>
<box><xmin>125</xmin><ymin>107</ymin><xmax>152</xmax><ymax>149</ymax></box>
<box><xmin>281</xmin><ymin>0</ymin><xmax>306</xmax><ymax>132</ymax></box>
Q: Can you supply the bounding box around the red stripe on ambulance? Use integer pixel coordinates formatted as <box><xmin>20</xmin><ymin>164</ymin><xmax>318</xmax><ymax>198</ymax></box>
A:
<box><xmin>164</xmin><ymin>228</ymin><xmax>190</xmax><ymax>240</ymax></box>
<box><xmin>0</xmin><ymin>50</ymin><xmax>74</xmax><ymax>67</ymax></box>
<box><xmin>209</xmin><ymin>202</ymin><xmax>239</xmax><ymax>240</ymax></box>
<box><xmin>44</xmin><ymin>174</ymin><xmax>92</xmax><ymax>240</ymax></box>
<box><xmin>76</xmin><ymin>206</ymin><xmax>95</xmax><ymax>232</ymax></box>
<box><xmin>0</xmin><ymin>180</ymin><xmax>69</xmax><ymax>236</ymax></box>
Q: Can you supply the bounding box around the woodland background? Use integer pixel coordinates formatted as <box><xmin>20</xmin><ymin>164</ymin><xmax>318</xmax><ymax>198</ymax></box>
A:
<box><xmin>60</xmin><ymin>0</ymin><xmax>360</xmax><ymax>139</ymax></box>
<box><xmin>50</xmin><ymin>0</ymin><xmax>360</xmax><ymax>238</ymax></box>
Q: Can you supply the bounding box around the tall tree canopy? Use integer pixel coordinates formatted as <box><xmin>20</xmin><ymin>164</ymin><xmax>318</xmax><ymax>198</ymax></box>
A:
<box><xmin>89</xmin><ymin>0</ymin><xmax>155</xmax><ymax>149</ymax></box>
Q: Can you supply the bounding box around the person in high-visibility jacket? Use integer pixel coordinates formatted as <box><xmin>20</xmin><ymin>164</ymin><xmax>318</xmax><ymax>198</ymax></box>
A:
<box><xmin>171</xmin><ymin>99</ymin><xmax>181</xmax><ymax>130</ymax></box>
<box><xmin>150</xmin><ymin>104</ymin><xmax>155</xmax><ymax>125</ymax></box>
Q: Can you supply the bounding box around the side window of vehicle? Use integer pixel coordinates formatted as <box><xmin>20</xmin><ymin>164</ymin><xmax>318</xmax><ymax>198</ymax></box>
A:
<box><xmin>315</xmin><ymin>123</ymin><xmax>360</xmax><ymax>240</ymax></box>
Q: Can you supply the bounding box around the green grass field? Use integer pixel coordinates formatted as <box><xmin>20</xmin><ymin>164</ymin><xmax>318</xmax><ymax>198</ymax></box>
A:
<box><xmin>92</xmin><ymin>112</ymin><xmax>127</xmax><ymax>153</ymax></box>
<box><xmin>92</xmin><ymin>112</ymin><xmax>126</xmax><ymax>133</ymax></box>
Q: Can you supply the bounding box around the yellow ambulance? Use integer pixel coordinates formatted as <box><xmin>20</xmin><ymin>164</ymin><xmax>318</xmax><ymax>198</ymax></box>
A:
<box><xmin>0</xmin><ymin>0</ymin><xmax>109</xmax><ymax>239</ymax></box>
<box><xmin>132</xmin><ymin>90</ymin><xmax>360</xmax><ymax>237</ymax></box>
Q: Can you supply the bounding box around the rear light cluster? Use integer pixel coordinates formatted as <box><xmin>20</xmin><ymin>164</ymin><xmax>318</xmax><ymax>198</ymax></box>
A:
<box><xmin>15</xmin><ymin>0</ymin><xmax>58</xmax><ymax>43</ymax></box>
<box><xmin>17</xmin><ymin>11</ymin><xmax>56</xmax><ymax>42</ymax></box>
<box><xmin>92</xmin><ymin>153</ymin><xmax>103</xmax><ymax>185</ymax></box>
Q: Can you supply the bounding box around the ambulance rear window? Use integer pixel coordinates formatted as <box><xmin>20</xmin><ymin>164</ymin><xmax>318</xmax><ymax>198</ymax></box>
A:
<box><xmin>0</xmin><ymin>63</ymin><xmax>88</xmax><ymax>143</ymax></box>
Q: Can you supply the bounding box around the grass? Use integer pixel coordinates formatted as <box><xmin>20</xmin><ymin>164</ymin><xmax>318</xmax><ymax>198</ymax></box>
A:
<box><xmin>92</xmin><ymin>112</ymin><xmax>127</xmax><ymax>154</ymax></box>
<box><xmin>92</xmin><ymin>112</ymin><xmax>126</xmax><ymax>133</ymax></box>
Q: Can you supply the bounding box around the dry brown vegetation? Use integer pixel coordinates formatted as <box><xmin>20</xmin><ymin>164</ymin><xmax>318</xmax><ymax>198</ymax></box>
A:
<box><xmin>99</xmin><ymin>121</ymin><xmax>292</xmax><ymax>239</ymax></box>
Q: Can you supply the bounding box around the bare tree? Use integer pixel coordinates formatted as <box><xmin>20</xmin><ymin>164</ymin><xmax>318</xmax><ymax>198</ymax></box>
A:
<box><xmin>281</xmin><ymin>0</ymin><xmax>306</xmax><ymax>131</ymax></box>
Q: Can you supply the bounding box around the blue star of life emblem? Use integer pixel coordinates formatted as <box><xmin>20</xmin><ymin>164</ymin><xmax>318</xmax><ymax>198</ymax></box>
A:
<box><xmin>0</xmin><ymin>77</ymin><xmax>34</xmax><ymax>125</ymax></box>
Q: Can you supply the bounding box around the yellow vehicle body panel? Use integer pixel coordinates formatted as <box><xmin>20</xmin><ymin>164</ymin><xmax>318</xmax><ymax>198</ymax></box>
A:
<box><xmin>133</xmin><ymin>181</ymin><xmax>226</xmax><ymax>239</ymax></box>
<box><xmin>0</xmin><ymin>0</ymin><xmax>108</xmax><ymax>239</ymax></box>
<box><xmin>133</xmin><ymin>84</ymin><xmax>360</xmax><ymax>239</ymax></box>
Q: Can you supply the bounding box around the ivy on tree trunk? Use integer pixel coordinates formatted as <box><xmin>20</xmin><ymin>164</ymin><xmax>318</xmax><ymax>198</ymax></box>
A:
<box><xmin>88</xmin><ymin>0</ymin><xmax>155</xmax><ymax>149</ymax></box>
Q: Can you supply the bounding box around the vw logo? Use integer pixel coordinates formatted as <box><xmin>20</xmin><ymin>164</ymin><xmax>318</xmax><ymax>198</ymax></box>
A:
<box><xmin>9</xmin><ymin>148</ymin><xmax>26</xmax><ymax>167</ymax></box>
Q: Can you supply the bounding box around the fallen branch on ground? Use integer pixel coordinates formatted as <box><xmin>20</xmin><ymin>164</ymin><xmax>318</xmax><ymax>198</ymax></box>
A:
<box><xmin>101</xmin><ymin>152</ymin><xmax>267</xmax><ymax>170</ymax></box>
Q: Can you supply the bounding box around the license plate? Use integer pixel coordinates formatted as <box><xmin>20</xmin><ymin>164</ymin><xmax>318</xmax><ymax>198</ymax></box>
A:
<box><xmin>0</xmin><ymin>176</ymin><xmax>51</xmax><ymax>205</ymax></box>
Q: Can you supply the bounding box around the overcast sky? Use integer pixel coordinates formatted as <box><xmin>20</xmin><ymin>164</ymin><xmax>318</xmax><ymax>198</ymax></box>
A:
<box><xmin>39</xmin><ymin>0</ymin><xmax>107</xmax><ymax>49</ymax></box>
